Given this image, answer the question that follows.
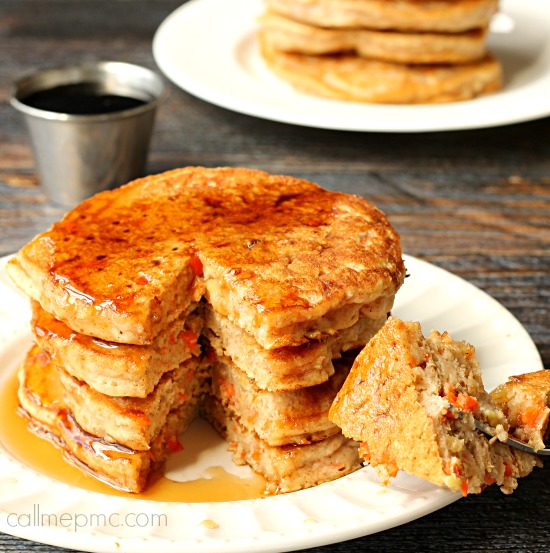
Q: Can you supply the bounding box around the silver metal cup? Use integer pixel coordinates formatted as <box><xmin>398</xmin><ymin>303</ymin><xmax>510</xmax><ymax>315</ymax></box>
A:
<box><xmin>10</xmin><ymin>61</ymin><xmax>166</xmax><ymax>207</ymax></box>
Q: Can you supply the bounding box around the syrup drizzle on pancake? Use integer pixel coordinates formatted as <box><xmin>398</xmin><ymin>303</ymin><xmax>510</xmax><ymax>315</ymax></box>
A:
<box><xmin>0</xmin><ymin>368</ymin><xmax>267</xmax><ymax>502</ymax></box>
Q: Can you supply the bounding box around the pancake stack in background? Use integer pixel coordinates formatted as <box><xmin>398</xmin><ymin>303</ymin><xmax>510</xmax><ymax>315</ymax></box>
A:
<box><xmin>259</xmin><ymin>0</ymin><xmax>502</xmax><ymax>103</ymax></box>
<box><xmin>8</xmin><ymin>167</ymin><xmax>406</xmax><ymax>494</ymax></box>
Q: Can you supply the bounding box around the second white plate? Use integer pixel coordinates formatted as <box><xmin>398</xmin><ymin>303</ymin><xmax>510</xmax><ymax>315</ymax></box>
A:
<box><xmin>152</xmin><ymin>0</ymin><xmax>550</xmax><ymax>132</ymax></box>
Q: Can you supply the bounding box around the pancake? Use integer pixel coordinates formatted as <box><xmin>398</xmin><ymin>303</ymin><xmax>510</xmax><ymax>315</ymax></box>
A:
<box><xmin>261</xmin><ymin>11</ymin><xmax>489</xmax><ymax>64</ymax></box>
<box><xmin>31</xmin><ymin>300</ymin><xmax>203</xmax><ymax>397</ymax></box>
<box><xmin>9</xmin><ymin>166</ymin><xmax>405</xmax><ymax>495</ymax></box>
<box><xmin>59</xmin><ymin>359</ymin><xmax>205</xmax><ymax>451</ymax></box>
<box><xmin>7</xmin><ymin>167</ymin><xmax>405</xmax><ymax>349</ymax></box>
<box><xmin>265</xmin><ymin>0</ymin><xmax>499</xmax><ymax>32</ymax></box>
<box><xmin>20</xmin><ymin>344</ymin><xmax>206</xmax><ymax>451</ymax></box>
<box><xmin>17</xmin><ymin>346</ymin><xmax>204</xmax><ymax>492</ymax></box>
<box><xmin>329</xmin><ymin>318</ymin><xmax>541</xmax><ymax>495</ymax></box>
<box><xmin>205</xmin><ymin>305</ymin><xmax>387</xmax><ymax>391</ymax></box>
<box><xmin>203</xmin><ymin>395</ymin><xmax>361</xmax><ymax>494</ymax></box>
<box><xmin>210</xmin><ymin>354</ymin><xmax>354</xmax><ymax>446</ymax></box>
<box><xmin>260</xmin><ymin>38</ymin><xmax>502</xmax><ymax>104</ymax></box>
<box><xmin>491</xmin><ymin>370</ymin><xmax>550</xmax><ymax>451</ymax></box>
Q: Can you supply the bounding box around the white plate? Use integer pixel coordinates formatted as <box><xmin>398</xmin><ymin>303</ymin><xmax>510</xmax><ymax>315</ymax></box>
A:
<box><xmin>152</xmin><ymin>0</ymin><xmax>550</xmax><ymax>132</ymax></box>
<box><xmin>0</xmin><ymin>254</ymin><xmax>542</xmax><ymax>552</ymax></box>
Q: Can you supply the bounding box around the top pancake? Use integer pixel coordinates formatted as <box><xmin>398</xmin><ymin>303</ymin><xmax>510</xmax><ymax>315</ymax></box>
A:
<box><xmin>8</xmin><ymin>167</ymin><xmax>405</xmax><ymax>348</ymax></box>
<box><xmin>266</xmin><ymin>0</ymin><xmax>499</xmax><ymax>32</ymax></box>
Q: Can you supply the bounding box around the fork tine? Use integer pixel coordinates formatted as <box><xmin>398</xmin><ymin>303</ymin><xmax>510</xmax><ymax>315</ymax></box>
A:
<box><xmin>474</xmin><ymin>419</ymin><xmax>550</xmax><ymax>456</ymax></box>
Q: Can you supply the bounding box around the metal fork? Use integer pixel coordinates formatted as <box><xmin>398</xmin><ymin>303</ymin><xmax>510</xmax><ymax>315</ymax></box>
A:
<box><xmin>474</xmin><ymin>419</ymin><xmax>550</xmax><ymax>456</ymax></box>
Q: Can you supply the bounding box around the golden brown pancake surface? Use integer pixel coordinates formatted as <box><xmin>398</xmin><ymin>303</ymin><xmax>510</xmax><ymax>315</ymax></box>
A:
<box><xmin>8</xmin><ymin>167</ymin><xmax>405</xmax><ymax>348</ymax></box>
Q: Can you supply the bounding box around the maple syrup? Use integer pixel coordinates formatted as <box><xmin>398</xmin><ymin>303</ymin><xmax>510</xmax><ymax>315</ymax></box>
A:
<box><xmin>21</xmin><ymin>83</ymin><xmax>147</xmax><ymax>115</ymax></box>
<box><xmin>0</xmin><ymin>368</ymin><xmax>266</xmax><ymax>502</ymax></box>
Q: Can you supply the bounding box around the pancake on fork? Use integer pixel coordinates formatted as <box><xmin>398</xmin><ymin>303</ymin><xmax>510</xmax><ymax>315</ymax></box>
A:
<box><xmin>491</xmin><ymin>370</ymin><xmax>550</xmax><ymax>452</ymax></box>
<box><xmin>329</xmin><ymin>318</ymin><xmax>541</xmax><ymax>495</ymax></box>
<box><xmin>8</xmin><ymin>166</ymin><xmax>405</xmax><ymax>493</ymax></box>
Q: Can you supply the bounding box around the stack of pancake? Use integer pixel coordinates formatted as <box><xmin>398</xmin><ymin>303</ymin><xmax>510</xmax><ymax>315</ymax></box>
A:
<box><xmin>259</xmin><ymin>0</ymin><xmax>502</xmax><ymax>103</ymax></box>
<box><xmin>18</xmin><ymin>295</ymin><xmax>207</xmax><ymax>493</ymax></box>
<box><xmin>8</xmin><ymin>167</ymin><xmax>406</xmax><ymax>494</ymax></box>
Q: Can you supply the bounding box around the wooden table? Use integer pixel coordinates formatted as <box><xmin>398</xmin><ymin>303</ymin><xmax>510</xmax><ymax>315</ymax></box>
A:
<box><xmin>1</xmin><ymin>1</ymin><xmax>549</xmax><ymax>552</ymax></box>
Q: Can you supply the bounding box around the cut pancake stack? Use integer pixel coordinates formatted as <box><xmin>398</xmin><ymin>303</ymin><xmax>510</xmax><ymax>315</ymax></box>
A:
<box><xmin>259</xmin><ymin>0</ymin><xmax>502</xmax><ymax>103</ymax></box>
<box><xmin>9</xmin><ymin>166</ymin><xmax>406</xmax><ymax>494</ymax></box>
<box><xmin>19</xmin><ymin>301</ymin><xmax>207</xmax><ymax>493</ymax></box>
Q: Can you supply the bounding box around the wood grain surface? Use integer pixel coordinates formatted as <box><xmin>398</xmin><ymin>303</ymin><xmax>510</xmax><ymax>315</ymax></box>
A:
<box><xmin>1</xmin><ymin>1</ymin><xmax>549</xmax><ymax>552</ymax></box>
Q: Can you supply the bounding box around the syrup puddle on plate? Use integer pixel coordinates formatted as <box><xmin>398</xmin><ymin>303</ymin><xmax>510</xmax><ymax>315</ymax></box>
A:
<box><xmin>0</xmin><ymin>368</ymin><xmax>267</xmax><ymax>502</ymax></box>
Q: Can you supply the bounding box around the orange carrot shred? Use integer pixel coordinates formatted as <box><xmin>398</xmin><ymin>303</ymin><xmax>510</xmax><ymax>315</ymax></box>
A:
<box><xmin>520</xmin><ymin>404</ymin><xmax>549</xmax><ymax>429</ymax></box>
<box><xmin>190</xmin><ymin>255</ymin><xmax>203</xmax><ymax>276</ymax></box>
<box><xmin>179</xmin><ymin>330</ymin><xmax>199</xmax><ymax>350</ymax></box>
<box><xmin>484</xmin><ymin>472</ymin><xmax>496</xmax><ymax>486</ymax></box>
<box><xmin>167</xmin><ymin>434</ymin><xmax>183</xmax><ymax>453</ymax></box>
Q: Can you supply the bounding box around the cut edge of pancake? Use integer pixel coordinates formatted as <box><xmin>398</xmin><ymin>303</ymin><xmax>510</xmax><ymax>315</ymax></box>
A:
<box><xmin>265</xmin><ymin>0</ymin><xmax>500</xmax><ymax>33</ymax></box>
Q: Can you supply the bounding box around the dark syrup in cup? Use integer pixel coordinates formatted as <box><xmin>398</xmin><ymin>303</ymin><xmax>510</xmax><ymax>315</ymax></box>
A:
<box><xmin>22</xmin><ymin>83</ymin><xmax>147</xmax><ymax>115</ymax></box>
